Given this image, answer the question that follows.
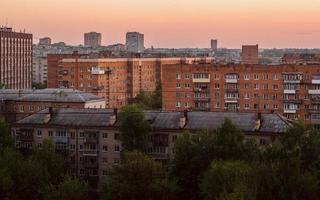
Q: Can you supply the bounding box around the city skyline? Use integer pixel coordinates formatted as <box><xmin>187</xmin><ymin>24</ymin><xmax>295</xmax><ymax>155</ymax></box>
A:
<box><xmin>1</xmin><ymin>0</ymin><xmax>320</xmax><ymax>48</ymax></box>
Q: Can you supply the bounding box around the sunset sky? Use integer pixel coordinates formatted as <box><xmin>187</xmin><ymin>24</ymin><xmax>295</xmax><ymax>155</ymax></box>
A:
<box><xmin>1</xmin><ymin>0</ymin><xmax>320</xmax><ymax>48</ymax></box>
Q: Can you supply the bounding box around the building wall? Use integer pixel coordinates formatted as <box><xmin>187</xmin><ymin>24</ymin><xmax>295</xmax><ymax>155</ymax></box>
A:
<box><xmin>126</xmin><ymin>32</ymin><xmax>144</xmax><ymax>53</ymax></box>
<box><xmin>32</xmin><ymin>56</ymin><xmax>47</xmax><ymax>84</ymax></box>
<box><xmin>84</xmin><ymin>32</ymin><xmax>102</xmax><ymax>47</ymax></box>
<box><xmin>0</xmin><ymin>28</ymin><xmax>33</xmax><ymax>89</ymax></box>
<box><xmin>241</xmin><ymin>45</ymin><xmax>259</xmax><ymax>65</ymax></box>
<box><xmin>162</xmin><ymin>63</ymin><xmax>320</xmax><ymax>126</ymax></box>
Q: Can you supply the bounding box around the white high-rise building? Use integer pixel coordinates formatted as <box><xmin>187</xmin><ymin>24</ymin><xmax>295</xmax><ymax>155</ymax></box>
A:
<box><xmin>126</xmin><ymin>32</ymin><xmax>144</xmax><ymax>53</ymax></box>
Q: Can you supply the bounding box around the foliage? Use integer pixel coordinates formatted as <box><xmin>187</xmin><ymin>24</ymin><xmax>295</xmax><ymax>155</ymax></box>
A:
<box><xmin>118</xmin><ymin>104</ymin><xmax>151</xmax><ymax>151</ymax></box>
<box><xmin>32</xmin><ymin>82</ymin><xmax>47</xmax><ymax>89</ymax></box>
<box><xmin>103</xmin><ymin>151</ymin><xmax>174</xmax><ymax>200</ymax></box>
<box><xmin>134</xmin><ymin>83</ymin><xmax>162</xmax><ymax>109</ymax></box>
<box><xmin>44</xmin><ymin>175</ymin><xmax>89</xmax><ymax>200</ymax></box>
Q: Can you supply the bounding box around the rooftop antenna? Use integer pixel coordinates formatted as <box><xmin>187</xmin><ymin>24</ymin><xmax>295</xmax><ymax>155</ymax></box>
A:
<box><xmin>5</xmin><ymin>17</ymin><xmax>8</xmax><ymax>27</ymax></box>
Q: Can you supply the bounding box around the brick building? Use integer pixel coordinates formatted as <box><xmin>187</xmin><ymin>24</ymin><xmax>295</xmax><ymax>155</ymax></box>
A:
<box><xmin>161</xmin><ymin>63</ymin><xmax>320</xmax><ymax>128</ymax></box>
<box><xmin>0</xmin><ymin>88</ymin><xmax>105</xmax><ymax>123</ymax></box>
<box><xmin>48</xmin><ymin>55</ymin><xmax>213</xmax><ymax>108</ymax></box>
<box><xmin>39</xmin><ymin>37</ymin><xmax>51</xmax><ymax>46</ymax></box>
<box><xmin>12</xmin><ymin>108</ymin><xmax>289</xmax><ymax>188</ymax></box>
<box><xmin>241</xmin><ymin>45</ymin><xmax>259</xmax><ymax>64</ymax></box>
<box><xmin>282</xmin><ymin>53</ymin><xmax>320</xmax><ymax>64</ymax></box>
<box><xmin>0</xmin><ymin>27</ymin><xmax>32</xmax><ymax>89</ymax></box>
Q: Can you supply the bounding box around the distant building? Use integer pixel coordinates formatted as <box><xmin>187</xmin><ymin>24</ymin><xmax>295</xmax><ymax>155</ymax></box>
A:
<box><xmin>282</xmin><ymin>53</ymin><xmax>320</xmax><ymax>64</ymax></box>
<box><xmin>32</xmin><ymin>56</ymin><xmax>47</xmax><ymax>84</ymax></box>
<box><xmin>241</xmin><ymin>44</ymin><xmax>259</xmax><ymax>64</ymax></box>
<box><xmin>84</xmin><ymin>32</ymin><xmax>102</xmax><ymax>47</ymax></box>
<box><xmin>39</xmin><ymin>37</ymin><xmax>51</xmax><ymax>46</ymax></box>
<box><xmin>0</xmin><ymin>27</ymin><xmax>33</xmax><ymax>89</ymax></box>
<box><xmin>126</xmin><ymin>32</ymin><xmax>144</xmax><ymax>53</ymax></box>
<box><xmin>210</xmin><ymin>39</ymin><xmax>218</xmax><ymax>51</ymax></box>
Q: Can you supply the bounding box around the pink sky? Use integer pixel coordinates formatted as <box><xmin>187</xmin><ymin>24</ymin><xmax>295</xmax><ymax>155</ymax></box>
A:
<box><xmin>1</xmin><ymin>0</ymin><xmax>320</xmax><ymax>48</ymax></box>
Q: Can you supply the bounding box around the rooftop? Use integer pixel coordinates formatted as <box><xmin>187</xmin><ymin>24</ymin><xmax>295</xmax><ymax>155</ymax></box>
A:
<box><xmin>15</xmin><ymin>108</ymin><xmax>290</xmax><ymax>134</ymax></box>
<box><xmin>0</xmin><ymin>88</ymin><xmax>104</xmax><ymax>102</ymax></box>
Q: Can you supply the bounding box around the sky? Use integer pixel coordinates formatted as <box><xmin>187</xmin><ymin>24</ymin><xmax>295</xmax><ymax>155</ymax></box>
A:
<box><xmin>1</xmin><ymin>0</ymin><xmax>320</xmax><ymax>48</ymax></box>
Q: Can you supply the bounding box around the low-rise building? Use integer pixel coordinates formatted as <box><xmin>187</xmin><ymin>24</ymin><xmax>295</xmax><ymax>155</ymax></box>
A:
<box><xmin>0</xmin><ymin>88</ymin><xmax>105</xmax><ymax>123</ymax></box>
<box><xmin>11</xmin><ymin>108</ymin><xmax>290</xmax><ymax>188</ymax></box>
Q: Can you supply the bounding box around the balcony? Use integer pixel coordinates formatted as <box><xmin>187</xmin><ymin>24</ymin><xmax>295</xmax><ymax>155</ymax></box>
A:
<box><xmin>194</xmin><ymin>87</ymin><xmax>210</xmax><ymax>92</ymax></box>
<box><xmin>84</xmin><ymin>137</ymin><xmax>98</xmax><ymax>144</ymax></box>
<box><xmin>17</xmin><ymin>135</ymin><xmax>33</xmax><ymax>141</ymax></box>
<box><xmin>312</xmin><ymin>80</ymin><xmax>320</xmax><ymax>84</ymax></box>
<box><xmin>194</xmin><ymin>97</ymin><xmax>210</xmax><ymax>101</ymax></box>
<box><xmin>283</xmin><ymin>109</ymin><xmax>297</xmax><ymax>114</ymax></box>
<box><xmin>58</xmin><ymin>70</ymin><xmax>68</xmax><ymax>75</ymax></box>
<box><xmin>308</xmin><ymin>109</ymin><xmax>320</xmax><ymax>114</ymax></box>
<box><xmin>309</xmin><ymin>90</ymin><xmax>320</xmax><ymax>95</ymax></box>
<box><xmin>283</xmin><ymin>99</ymin><xmax>303</xmax><ymax>104</ymax></box>
<box><xmin>91</xmin><ymin>86</ymin><xmax>104</xmax><ymax>91</ymax></box>
<box><xmin>91</xmin><ymin>67</ymin><xmax>105</xmax><ymax>75</ymax></box>
<box><xmin>193</xmin><ymin>107</ymin><xmax>210</xmax><ymax>111</ymax></box>
<box><xmin>284</xmin><ymin>89</ymin><xmax>296</xmax><ymax>94</ymax></box>
<box><xmin>225</xmin><ymin>88</ymin><xmax>239</xmax><ymax>93</ymax></box>
<box><xmin>225</xmin><ymin>78</ymin><xmax>238</xmax><ymax>83</ymax></box>
<box><xmin>83</xmin><ymin>150</ymin><xmax>98</xmax><ymax>156</ymax></box>
<box><xmin>192</xmin><ymin>78</ymin><xmax>210</xmax><ymax>83</ymax></box>
<box><xmin>83</xmin><ymin>161</ymin><xmax>99</xmax><ymax>168</ymax></box>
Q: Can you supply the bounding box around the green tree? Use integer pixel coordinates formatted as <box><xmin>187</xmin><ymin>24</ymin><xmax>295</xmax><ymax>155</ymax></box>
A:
<box><xmin>200</xmin><ymin>161</ymin><xmax>255</xmax><ymax>200</ymax></box>
<box><xmin>133</xmin><ymin>83</ymin><xmax>162</xmax><ymax>109</ymax></box>
<box><xmin>119</xmin><ymin>104</ymin><xmax>151</xmax><ymax>151</ymax></box>
<box><xmin>103</xmin><ymin>151</ymin><xmax>167</xmax><ymax>200</ymax></box>
<box><xmin>44</xmin><ymin>175</ymin><xmax>89</xmax><ymax>200</ymax></box>
<box><xmin>0</xmin><ymin>118</ymin><xmax>14</xmax><ymax>150</ymax></box>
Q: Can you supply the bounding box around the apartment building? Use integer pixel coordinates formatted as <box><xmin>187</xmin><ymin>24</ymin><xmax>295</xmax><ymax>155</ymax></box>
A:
<box><xmin>0</xmin><ymin>27</ymin><xmax>33</xmax><ymax>89</ymax></box>
<box><xmin>241</xmin><ymin>45</ymin><xmax>259</xmax><ymax>64</ymax></box>
<box><xmin>32</xmin><ymin>56</ymin><xmax>47</xmax><ymax>84</ymax></box>
<box><xmin>39</xmin><ymin>37</ymin><xmax>52</xmax><ymax>46</ymax></box>
<box><xmin>11</xmin><ymin>108</ymin><xmax>290</xmax><ymax>188</ymax></box>
<box><xmin>0</xmin><ymin>88</ymin><xmax>105</xmax><ymax>123</ymax></box>
<box><xmin>84</xmin><ymin>32</ymin><xmax>102</xmax><ymax>47</ymax></box>
<box><xmin>282</xmin><ymin>53</ymin><xmax>320</xmax><ymax>64</ymax></box>
<box><xmin>126</xmin><ymin>32</ymin><xmax>144</xmax><ymax>53</ymax></box>
<box><xmin>49</xmin><ymin>55</ymin><xmax>213</xmax><ymax>108</ymax></box>
<box><xmin>161</xmin><ymin>63</ymin><xmax>320</xmax><ymax>128</ymax></box>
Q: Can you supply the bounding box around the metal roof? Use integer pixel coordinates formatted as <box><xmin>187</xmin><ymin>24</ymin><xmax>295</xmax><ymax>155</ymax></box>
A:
<box><xmin>0</xmin><ymin>88</ymin><xmax>103</xmax><ymax>102</ymax></box>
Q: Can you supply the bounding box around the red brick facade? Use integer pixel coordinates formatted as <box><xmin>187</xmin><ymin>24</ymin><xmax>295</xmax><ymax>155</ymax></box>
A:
<box><xmin>241</xmin><ymin>45</ymin><xmax>259</xmax><ymax>64</ymax></box>
<box><xmin>161</xmin><ymin>63</ymin><xmax>320</xmax><ymax>127</ymax></box>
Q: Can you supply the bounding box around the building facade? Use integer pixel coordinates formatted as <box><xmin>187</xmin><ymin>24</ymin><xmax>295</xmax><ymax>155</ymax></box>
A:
<box><xmin>282</xmin><ymin>53</ymin><xmax>320</xmax><ymax>64</ymax></box>
<box><xmin>53</xmin><ymin>56</ymin><xmax>213</xmax><ymax>108</ymax></box>
<box><xmin>12</xmin><ymin>108</ymin><xmax>289</xmax><ymax>188</ymax></box>
<box><xmin>161</xmin><ymin>63</ymin><xmax>320</xmax><ymax>128</ymax></box>
<box><xmin>0</xmin><ymin>27</ymin><xmax>32</xmax><ymax>89</ymax></box>
<box><xmin>32</xmin><ymin>56</ymin><xmax>47</xmax><ymax>84</ymax></box>
<box><xmin>0</xmin><ymin>88</ymin><xmax>105</xmax><ymax>123</ymax></box>
<box><xmin>39</xmin><ymin>37</ymin><xmax>52</xmax><ymax>46</ymax></box>
<box><xmin>241</xmin><ymin>45</ymin><xmax>259</xmax><ymax>65</ymax></box>
<box><xmin>210</xmin><ymin>39</ymin><xmax>218</xmax><ymax>51</ymax></box>
<box><xmin>126</xmin><ymin>32</ymin><xmax>144</xmax><ymax>53</ymax></box>
<box><xmin>84</xmin><ymin>32</ymin><xmax>102</xmax><ymax>47</ymax></box>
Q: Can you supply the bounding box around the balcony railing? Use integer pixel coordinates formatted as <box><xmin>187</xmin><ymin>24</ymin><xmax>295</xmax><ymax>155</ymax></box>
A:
<box><xmin>309</xmin><ymin>90</ymin><xmax>320</xmax><ymax>95</ymax></box>
<box><xmin>284</xmin><ymin>89</ymin><xmax>296</xmax><ymax>94</ymax></box>
<box><xmin>225</xmin><ymin>78</ymin><xmax>238</xmax><ymax>83</ymax></box>
<box><xmin>194</xmin><ymin>97</ymin><xmax>210</xmax><ymax>101</ymax></box>
<box><xmin>283</xmin><ymin>99</ymin><xmax>303</xmax><ymax>104</ymax></box>
<box><xmin>283</xmin><ymin>109</ymin><xmax>297</xmax><ymax>114</ymax></box>
<box><xmin>83</xmin><ymin>150</ymin><xmax>98</xmax><ymax>156</ymax></box>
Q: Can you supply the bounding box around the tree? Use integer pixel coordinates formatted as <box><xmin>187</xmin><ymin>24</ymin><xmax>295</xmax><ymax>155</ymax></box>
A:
<box><xmin>133</xmin><ymin>83</ymin><xmax>162</xmax><ymax>110</ymax></box>
<box><xmin>200</xmin><ymin>161</ymin><xmax>255</xmax><ymax>200</ymax></box>
<box><xmin>103</xmin><ymin>151</ymin><xmax>168</xmax><ymax>200</ymax></box>
<box><xmin>44</xmin><ymin>175</ymin><xmax>89</xmax><ymax>200</ymax></box>
<box><xmin>170</xmin><ymin>118</ymin><xmax>259</xmax><ymax>200</ymax></box>
<box><xmin>118</xmin><ymin>104</ymin><xmax>151</xmax><ymax>151</ymax></box>
<box><xmin>0</xmin><ymin>118</ymin><xmax>14</xmax><ymax>150</ymax></box>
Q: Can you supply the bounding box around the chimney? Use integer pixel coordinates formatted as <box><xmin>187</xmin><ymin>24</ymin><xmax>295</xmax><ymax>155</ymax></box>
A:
<box><xmin>49</xmin><ymin>107</ymin><xmax>53</xmax><ymax>117</ymax></box>
<box><xmin>179</xmin><ymin>110</ymin><xmax>188</xmax><ymax>128</ymax></box>
<box><xmin>184</xmin><ymin>110</ymin><xmax>188</xmax><ymax>121</ymax></box>
<box><xmin>114</xmin><ymin>108</ymin><xmax>118</xmax><ymax>117</ymax></box>
<box><xmin>44</xmin><ymin>107</ymin><xmax>54</xmax><ymax>123</ymax></box>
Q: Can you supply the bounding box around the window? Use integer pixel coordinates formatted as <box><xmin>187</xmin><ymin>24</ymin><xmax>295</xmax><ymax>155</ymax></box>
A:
<box><xmin>273</xmin><ymin>74</ymin><xmax>278</xmax><ymax>80</ymax></box>
<box><xmin>254</xmin><ymin>104</ymin><xmax>259</xmax><ymax>109</ymax></box>
<box><xmin>184</xmin><ymin>102</ymin><xmax>189</xmax><ymax>108</ymax></box>
<box><xmin>37</xmin><ymin>130</ymin><xmax>42</xmax><ymax>136</ymax></box>
<box><xmin>273</xmin><ymin>84</ymin><xmax>278</xmax><ymax>90</ymax></box>
<box><xmin>244</xmin><ymin>93</ymin><xmax>249</xmax><ymax>99</ymax></box>
<box><xmin>244</xmin><ymin>74</ymin><xmax>249</xmax><ymax>80</ymax></box>
<box><xmin>185</xmin><ymin>83</ymin><xmax>190</xmax><ymax>89</ymax></box>
<box><xmin>214</xmin><ymin>83</ymin><xmax>220</xmax><ymax>89</ymax></box>
<box><xmin>254</xmin><ymin>94</ymin><xmax>259</xmax><ymax>99</ymax></box>
<box><xmin>263</xmin><ymin>94</ymin><xmax>269</xmax><ymax>100</ymax></box>
<box><xmin>273</xmin><ymin>104</ymin><xmax>278</xmax><ymax>109</ymax></box>
<box><xmin>254</xmin><ymin>74</ymin><xmax>259</xmax><ymax>80</ymax></box>
<box><xmin>215</xmin><ymin>102</ymin><xmax>220</xmax><ymax>108</ymax></box>
<box><xmin>263</xmin><ymin>84</ymin><xmax>268</xmax><ymax>90</ymax></box>
<box><xmin>102</xmin><ymin>133</ymin><xmax>108</xmax><ymax>138</ymax></box>
<box><xmin>176</xmin><ymin>83</ymin><xmax>181</xmax><ymax>88</ymax></box>
<box><xmin>215</xmin><ymin>92</ymin><xmax>220</xmax><ymax>99</ymax></box>
<box><xmin>102</xmin><ymin>145</ymin><xmax>108</xmax><ymax>152</ymax></box>
<box><xmin>263</xmin><ymin>74</ymin><xmax>269</xmax><ymax>80</ymax></box>
<box><xmin>114</xmin><ymin>133</ymin><xmax>119</xmax><ymax>140</ymax></box>
<box><xmin>244</xmin><ymin>83</ymin><xmax>249</xmax><ymax>89</ymax></box>
<box><xmin>176</xmin><ymin>73</ymin><xmax>181</xmax><ymax>80</ymax></box>
<box><xmin>254</xmin><ymin>84</ymin><xmax>259</xmax><ymax>90</ymax></box>
<box><xmin>184</xmin><ymin>74</ymin><xmax>190</xmax><ymax>79</ymax></box>
<box><xmin>19</xmin><ymin>105</ymin><xmax>24</xmax><ymax>113</ymax></box>
<box><xmin>70</xmin><ymin>144</ymin><xmax>75</xmax><ymax>150</ymax></box>
<box><xmin>114</xmin><ymin>145</ymin><xmax>120</xmax><ymax>152</ymax></box>
<box><xmin>305</xmin><ymin>104</ymin><xmax>310</xmax><ymax>109</ymax></box>
<box><xmin>48</xmin><ymin>131</ymin><xmax>53</xmax><ymax>137</ymax></box>
<box><xmin>244</xmin><ymin>104</ymin><xmax>250</xmax><ymax>110</ymax></box>
<box><xmin>264</xmin><ymin>104</ymin><xmax>269</xmax><ymax>109</ymax></box>
<box><xmin>214</xmin><ymin>74</ymin><xmax>220</xmax><ymax>80</ymax></box>
<box><xmin>29</xmin><ymin>105</ymin><xmax>34</xmax><ymax>112</ymax></box>
<box><xmin>176</xmin><ymin>102</ymin><xmax>181</xmax><ymax>108</ymax></box>
<box><xmin>272</xmin><ymin>94</ymin><xmax>277</xmax><ymax>100</ymax></box>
